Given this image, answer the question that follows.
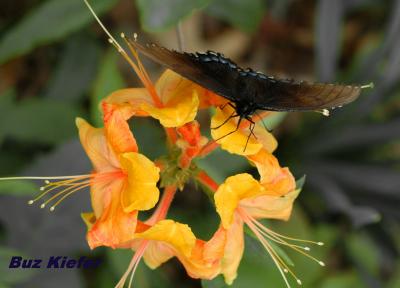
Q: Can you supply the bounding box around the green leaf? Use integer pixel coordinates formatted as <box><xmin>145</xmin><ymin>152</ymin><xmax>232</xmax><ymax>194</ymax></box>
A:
<box><xmin>319</xmin><ymin>272</ymin><xmax>365</xmax><ymax>288</ymax></box>
<box><xmin>0</xmin><ymin>180</ymin><xmax>37</xmax><ymax>197</ymax></box>
<box><xmin>201</xmin><ymin>275</ymin><xmax>227</xmax><ymax>288</ymax></box>
<box><xmin>0</xmin><ymin>90</ymin><xmax>14</xmax><ymax>144</ymax></box>
<box><xmin>346</xmin><ymin>233</ymin><xmax>380</xmax><ymax>277</ymax></box>
<box><xmin>136</xmin><ymin>0</ymin><xmax>213</xmax><ymax>32</ymax></box>
<box><xmin>387</xmin><ymin>262</ymin><xmax>400</xmax><ymax>288</ymax></box>
<box><xmin>206</xmin><ymin>0</ymin><xmax>265</xmax><ymax>33</ymax></box>
<box><xmin>45</xmin><ymin>33</ymin><xmax>101</xmax><ymax>101</ymax></box>
<box><xmin>92</xmin><ymin>49</ymin><xmax>125</xmax><ymax>126</ymax></box>
<box><xmin>296</xmin><ymin>175</ymin><xmax>306</xmax><ymax>190</ymax></box>
<box><xmin>0</xmin><ymin>247</ymin><xmax>37</xmax><ymax>285</ymax></box>
<box><xmin>0</xmin><ymin>0</ymin><xmax>118</xmax><ymax>64</ymax></box>
<box><xmin>107</xmin><ymin>248</ymin><xmax>132</xmax><ymax>276</ymax></box>
<box><xmin>0</xmin><ymin>92</ymin><xmax>80</xmax><ymax>144</ymax></box>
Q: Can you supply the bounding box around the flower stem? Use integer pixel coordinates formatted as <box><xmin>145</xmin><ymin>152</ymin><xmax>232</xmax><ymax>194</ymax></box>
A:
<box><xmin>196</xmin><ymin>170</ymin><xmax>219</xmax><ymax>192</ymax></box>
<box><xmin>198</xmin><ymin>141</ymin><xmax>220</xmax><ymax>157</ymax></box>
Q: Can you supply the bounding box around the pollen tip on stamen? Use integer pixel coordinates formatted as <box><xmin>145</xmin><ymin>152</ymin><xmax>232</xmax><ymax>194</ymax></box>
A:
<box><xmin>50</xmin><ymin>206</ymin><xmax>55</xmax><ymax>212</ymax></box>
<box><xmin>297</xmin><ymin>279</ymin><xmax>302</xmax><ymax>285</ymax></box>
<box><xmin>319</xmin><ymin>261</ymin><xmax>325</xmax><ymax>266</ymax></box>
<box><xmin>40</xmin><ymin>187</ymin><xmax>45</xmax><ymax>191</ymax></box>
<box><xmin>28</xmin><ymin>200</ymin><xmax>34</xmax><ymax>205</ymax></box>
<box><xmin>40</xmin><ymin>203</ymin><xmax>46</xmax><ymax>209</ymax></box>
<box><xmin>283</xmin><ymin>269</ymin><xmax>288</xmax><ymax>273</ymax></box>
<box><xmin>120</xmin><ymin>32</ymin><xmax>125</xmax><ymax>38</ymax></box>
<box><xmin>44</xmin><ymin>180</ymin><xmax>50</xmax><ymax>184</ymax></box>
<box><xmin>317</xmin><ymin>242</ymin><xmax>324</xmax><ymax>246</ymax></box>
<box><xmin>304</xmin><ymin>247</ymin><xmax>310</xmax><ymax>251</ymax></box>
<box><xmin>322</xmin><ymin>109</ymin><xmax>330</xmax><ymax>116</ymax></box>
<box><xmin>133</xmin><ymin>33</ymin><xmax>138</xmax><ymax>40</ymax></box>
<box><xmin>108</xmin><ymin>38</ymin><xmax>113</xmax><ymax>44</ymax></box>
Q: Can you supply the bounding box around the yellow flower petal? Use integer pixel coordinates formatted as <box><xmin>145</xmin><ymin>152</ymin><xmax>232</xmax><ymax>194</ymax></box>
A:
<box><xmin>87</xmin><ymin>185</ymin><xmax>138</xmax><ymax>249</ymax></box>
<box><xmin>135</xmin><ymin>220</ymin><xmax>196</xmax><ymax>258</ymax></box>
<box><xmin>248</xmin><ymin>149</ymin><xmax>296</xmax><ymax>196</ymax></box>
<box><xmin>119</xmin><ymin>152</ymin><xmax>160</xmax><ymax>212</ymax></box>
<box><xmin>103</xmin><ymin>102</ymin><xmax>138</xmax><ymax>155</ymax></box>
<box><xmin>211</xmin><ymin>107</ymin><xmax>262</xmax><ymax>156</ymax></box>
<box><xmin>76</xmin><ymin>117</ymin><xmax>119</xmax><ymax>172</ymax></box>
<box><xmin>221</xmin><ymin>214</ymin><xmax>244</xmax><ymax>285</ymax></box>
<box><xmin>141</xmin><ymin>225</ymin><xmax>226</xmax><ymax>279</ymax></box>
<box><xmin>240</xmin><ymin>189</ymin><xmax>300</xmax><ymax>221</ymax></box>
<box><xmin>104</xmin><ymin>88</ymin><xmax>153</xmax><ymax>117</ymax></box>
<box><xmin>214</xmin><ymin>173</ymin><xmax>264</xmax><ymax>229</ymax></box>
<box><xmin>142</xmin><ymin>241</ymin><xmax>175</xmax><ymax>269</ymax></box>
<box><xmin>252</xmin><ymin>124</ymin><xmax>278</xmax><ymax>153</ymax></box>
<box><xmin>141</xmin><ymin>90</ymin><xmax>199</xmax><ymax>127</ymax></box>
<box><xmin>90</xmin><ymin>174</ymin><xmax>123</xmax><ymax>218</ymax></box>
<box><xmin>155</xmin><ymin>70</ymin><xmax>201</xmax><ymax>103</ymax></box>
<box><xmin>176</xmin><ymin>228</ymin><xmax>226</xmax><ymax>280</ymax></box>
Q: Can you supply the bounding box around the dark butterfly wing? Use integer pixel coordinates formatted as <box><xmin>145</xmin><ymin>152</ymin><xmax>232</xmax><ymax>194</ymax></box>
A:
<box><xmin>129</xmin><ymin>41</ymin><xmax>242</xmax><ymax>102</ymax></box>
<box><xmin>251</xmin><ymin>78</ymin><xmax>362</xmax><ymax>112</ymax></box>
<box><xmin>131</xmin><ymin>41</ymin><xmax>362</xmax><ymax>112</ymax></box>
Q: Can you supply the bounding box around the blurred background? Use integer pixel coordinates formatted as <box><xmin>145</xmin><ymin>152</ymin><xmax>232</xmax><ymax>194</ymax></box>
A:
<box><xmin>0</xmin><ymin>0</ymin><xmax>399</xmax><ymax>287</ymax></box>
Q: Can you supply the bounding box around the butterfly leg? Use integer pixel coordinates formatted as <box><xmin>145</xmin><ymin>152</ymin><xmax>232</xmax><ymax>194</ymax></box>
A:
<box><xmin>255</xmin><ymin>111</ymin><xmax>272</xmax><ymax>132</ymax></box>
<box><xmin>243</xmin><ymin>118</ymin><xmax>257</xmax><ymax>152</ymax></box>
<box><xmin>211</xmin><ymin>110</ymin><xmax>238</xmax><ymax>129</ymax></box>
<box><xmin>213</xmin><ymin>117</ymin><xmax>243</xmax><ymax>142</ymax></box>
<box><xmin>219</xmin><ymin>102</ymin><xmax>236</xmax><ymax>111</ymax></box>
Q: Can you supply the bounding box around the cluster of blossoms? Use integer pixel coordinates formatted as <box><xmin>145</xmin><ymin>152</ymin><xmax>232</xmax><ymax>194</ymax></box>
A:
<box><xmin>19</xmin><ymin>38</ymin><xmax>324</xmax><ymax>287</ymax></box>
<box><xmin>4</xmin><ymin>5</ymin><xmax>325</xmax><ymax>287</ymax></box>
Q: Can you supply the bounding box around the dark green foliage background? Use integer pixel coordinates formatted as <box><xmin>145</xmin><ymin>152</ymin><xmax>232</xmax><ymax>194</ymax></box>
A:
<box><xmin>0</xmin><ymin>0</ymin><xmax>399</xmax><ymax>287</ymax></box>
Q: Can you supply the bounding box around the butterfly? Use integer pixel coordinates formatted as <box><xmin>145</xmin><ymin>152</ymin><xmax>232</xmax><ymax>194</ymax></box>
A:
<box><xmin>128</xmin><ymin>40</ymin><xmax>372</xmax><ymax>148</ymax></box>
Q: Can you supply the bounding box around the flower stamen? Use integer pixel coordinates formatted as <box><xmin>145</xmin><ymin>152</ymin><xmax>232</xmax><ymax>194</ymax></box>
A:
<box><xmin>116</xmin><ymin>240</ymin><xmax>149</xmax><ymax>288</ymax></box>
<box><xmin>245</xmin><ymin>211</ymin><xmax>325</xmax><ymax>266</ymax></box>
<box><xmin>28</xmin><ymin>176</ymin><xmax>92</xmax><ymax>205</ymax></box>
<box><xmin>2</xmin><ymin>171</ymin><xmax>125</xmax><ymax>211</ymax></box>
<box><xmin>243</xmin><ymin>213</ymin><xmax>297</xmax><ymax>287</ymax></box>
<box><xmin>238</xmin><ymin>208</ymin><xmax>324</xmax><ymax>287</ymax></box>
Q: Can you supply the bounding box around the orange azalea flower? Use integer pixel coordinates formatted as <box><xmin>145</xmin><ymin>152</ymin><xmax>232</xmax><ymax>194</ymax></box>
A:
<box><xmin>18</xmin><ymin>105</ymin><xmax>160</xmax><ymax>250</ymax></box>
<box><xmin>214</xmin><ymin>151</ymin><xmax>324</xmax><ymax>286</ymax></box>
<box><xmin>115</xmin><ymin>219</ymin><xmax>226</xmax><ymax>288</ymax></box>
<box><xmin>78</xmin><ymin>106</ymin><xmax>160</xmax><ymax>249</ymax></box>
<box><xmin>211</xmin><ymin>106</ymin><xmax>277</xmax><ymax>156</ymax></box>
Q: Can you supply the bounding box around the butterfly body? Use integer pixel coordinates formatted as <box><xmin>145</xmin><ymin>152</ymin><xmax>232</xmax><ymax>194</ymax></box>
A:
<box><xmin>130</xmin><ymin>41</ymin><xmax>365</xmax><ymax>119</ymax></box>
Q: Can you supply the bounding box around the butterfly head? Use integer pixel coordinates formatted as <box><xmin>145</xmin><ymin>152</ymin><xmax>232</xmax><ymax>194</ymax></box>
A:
<box><xmin>234</xmin><ymin>101</ymin><xmax>257</xmax><ymax>119</ymax></box>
